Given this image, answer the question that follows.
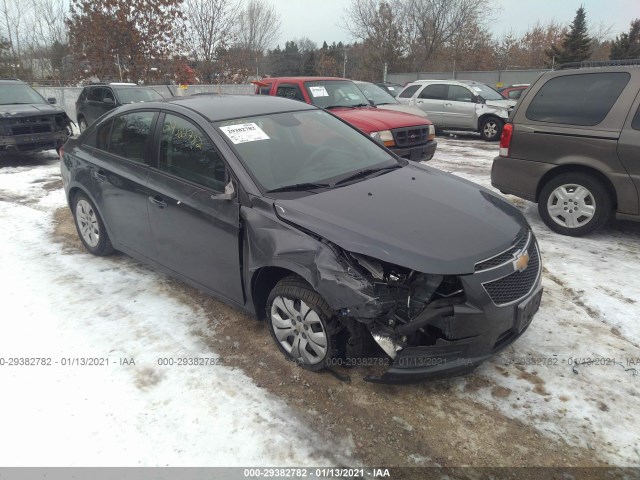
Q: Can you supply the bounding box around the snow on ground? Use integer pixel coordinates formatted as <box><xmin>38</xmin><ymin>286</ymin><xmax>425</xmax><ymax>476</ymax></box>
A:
<box><xmin>0</xmin><ymin>152</ymin><xmax>345</xmax><ymax>467</ymax></box>
<box><xmin>429</xmin><ymin>133</ymin><xmax>640</xmax><ymax>466</ymax></box>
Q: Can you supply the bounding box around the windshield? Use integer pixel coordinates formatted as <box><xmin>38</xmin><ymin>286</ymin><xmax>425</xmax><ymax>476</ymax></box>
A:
<box><xmin>469</xmin><ymin>84</ymin><xmax>504</xmax><ymax>101</ymax></box>
<box><xmin>0</xmin><ymin>84</ymin><xmax>47</xmax><ymax>105</ymax></box>
<box><xmin>303</xmin><ymin>80</ymin><xmax>370</xmax><ymax>108</ymax></box>
<box><xmin>113</xmin><ymin>87</ymin><xmax>163</xmax><ymax>104</ymax></box>
<box><xmin>214</xmin><ymin>109</ymin><xmax>397</xmax><ymax>193</ymax></box>
<box><xmin>356</xmin><ymin>82</ymin><xmax>398</xmax><ymax>106</ymax></box>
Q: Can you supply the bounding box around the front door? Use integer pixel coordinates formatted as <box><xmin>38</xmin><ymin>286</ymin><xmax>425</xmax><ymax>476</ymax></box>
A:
<box><xmin>146</xmin><ymin>112</ymin><xmax>243</xmax><ymax>303</ymax></box>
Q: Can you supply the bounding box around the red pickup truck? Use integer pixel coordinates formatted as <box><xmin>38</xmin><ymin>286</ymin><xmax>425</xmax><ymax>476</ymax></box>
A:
<box><xmin>253</xmin><ymin>76</ymin><xmax>437</xmax><ymax>162</ymax></box>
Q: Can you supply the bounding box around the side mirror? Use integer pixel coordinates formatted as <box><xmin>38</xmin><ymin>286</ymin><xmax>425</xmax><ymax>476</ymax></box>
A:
<box><xmin>476</xmin><ymin>95</ymin><xmax>486</xmax><ymax>104</ymax></box>
<box><xmin>103</xmin><ymin>97</ymin><xmax>115</xmax><ymax>105</ymax></box>
<box><xmin>367</xmin><ymin>98</ymin><xmax>375</xmax><ymax>106</ymax></box>
<box><xmin>47</xmin><ymin>97</ymin><xmax>57</xmax><ymax>104</ymax></box>
<box><xmin>211</xmin><ymin>181</ymin><xmax>235</xmax><ymax>201</ymax></box>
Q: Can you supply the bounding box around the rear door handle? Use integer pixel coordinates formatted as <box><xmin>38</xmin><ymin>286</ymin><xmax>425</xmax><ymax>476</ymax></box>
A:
<box><xmin>91</xmin><ymin>170</ymin><xmax>106</xmax><ymax>182</ymax></box>
<box><xmin>148</xmin><ymin>196</ymin><xmax>167</xmax><ymax>209</ymax></box>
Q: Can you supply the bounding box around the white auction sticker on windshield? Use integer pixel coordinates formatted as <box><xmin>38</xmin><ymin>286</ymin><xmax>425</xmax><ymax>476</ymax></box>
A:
<box><xmin>219</xmin><ymin>123</ymin><xmax>270</xmax><ymax>144</ymax></box>
<box><xmin>472</xmin><ymin>87</ymin><xmax>482</xmax><ymax>92</ymax></box>
<box><xmin>309</xmin><ymin>86</ymin><xmax>329</xmax><ymax>97</ymax></box>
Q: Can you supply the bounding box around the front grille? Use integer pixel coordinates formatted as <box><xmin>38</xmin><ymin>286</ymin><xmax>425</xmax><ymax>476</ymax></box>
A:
<box><xmin>475</xmin><ymin>231</ymin><xmax>530</xmax><ymax>272</ymax></box>
<box><xmin>393</xmin><ymin>126</ymin><xmax>429</xmax><ymax>147</ymax></box>
<box><xmin>11</xmin><ymin>124</ymin><xmax>52</xmax><ymax>135</ymax></box>
<box><xmin>483</xmin><ymin>243</ymin><xmax>540</xmax><ymax>306</ymax></box>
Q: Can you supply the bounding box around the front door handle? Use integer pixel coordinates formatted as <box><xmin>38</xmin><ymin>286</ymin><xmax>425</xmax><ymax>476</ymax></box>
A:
<box><xmin>148</xmin><ymin>196</ymin><xmax>167</xmax><ymax>209</ymax></box>
<box><xmin>91</xmin><ymin>170</ymin><xmax>106</xmax><ymax>182</ymax></box>
<box><xmin>444</xmin><ymin>102</ymin><xmax>452</xmax><ymax>106</ymax></box>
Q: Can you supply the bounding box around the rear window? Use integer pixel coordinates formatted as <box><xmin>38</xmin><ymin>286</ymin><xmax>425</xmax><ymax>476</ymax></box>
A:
<box><xmin>398</xmin><ymin>84</ymin><xmax>420</xmax><ymax>98</ymax></box>
<box><xmin>419</xmin><ymin>84</ymin><xmax>447</xmax><ymax>100</ymax></box>
<box><xmin>526</xmin><ymin>72</ymin><xmax>630</xmax><ymax>126</ymax></box>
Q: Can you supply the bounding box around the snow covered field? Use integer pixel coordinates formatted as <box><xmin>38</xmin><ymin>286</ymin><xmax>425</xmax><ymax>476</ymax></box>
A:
<box><xmin>0</xmin><ymin>135</ymin><xmax>639</xmax><ymax>468</ymax></box>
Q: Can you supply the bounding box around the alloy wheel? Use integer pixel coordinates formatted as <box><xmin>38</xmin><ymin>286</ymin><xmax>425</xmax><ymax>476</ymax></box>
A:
<box><xmin>75</xmin><ymin>199</ymin><xmax>100</xmax><ymax>247</ymax></box>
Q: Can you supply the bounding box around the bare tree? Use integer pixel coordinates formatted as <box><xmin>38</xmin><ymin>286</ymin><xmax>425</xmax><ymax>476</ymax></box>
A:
<box><xmin>343</xmin><ymin>0</ymin><xmax>405</xmax><ymax>78</ymax></box>
<box><xmin>22</xmin><ymin>0</ymin><xmax>69</xmax><ymax>80</ymax></box>
<box><xmin>403</xmin><ymin>0</ymin><xmax>491</xmax><ymax>70</ymax></box>
<box><xmin>184</xmin><ymin>0</ymin><xmax>240</xmax><ymax>81</ymax></box>
<box><xmin>0</xmin><ymin>0</ymin><xmax>28</xmax><ymax>75</ymax></box>
<box><xmin>235</xmin><ymin>0</ymin><xmax>281</xmax><ymax>55</ymax></box>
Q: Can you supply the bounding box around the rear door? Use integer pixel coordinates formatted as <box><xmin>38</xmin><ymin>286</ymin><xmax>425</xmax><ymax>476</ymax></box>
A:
<box><xmin>414</xmin><ymin>84</ymin><xmax>446</xmax><ymax>126</ymax></box>
<box><xmin>146</xmin><ymin>112</ymin><xmax>243</xmax><ymax>303</ymax></box>
<box><xmin>84</xmin><ymin>110</ymin><xmax>157</xmax><ymax>258</ymax></box>
<box><xmin>443</xmin><ymin>85</ymin><xmax>477</xmax><ymax>129</ymax></box>
<box><xmin>617</xmin><ymin>94</ymin><xmax>640</xmax><ymax>213</ymax></box>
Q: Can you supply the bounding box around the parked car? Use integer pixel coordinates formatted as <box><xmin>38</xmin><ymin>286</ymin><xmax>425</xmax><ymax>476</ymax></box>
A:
<box><xmin>396</xmin><ymin>79</ymin><xmax>516</xmax><ymax>141</ymax></box>
<box><xmin>75</xmin><ymin>83</ymin><xmax>164</xmax><ymax>132</ymax></box>
<box><xmin>353</xmin><ymin>80</ymin><xmax>431</xmax><ymax>119</ymax></box>
<box><xmin>253</xmin><ymin>76</ymin><xmax>437</xmax><ymax>162</ymax></box>
<box><xmin>375</xmin><ymin>82</ymin><xmax>404</xmax><ymax>97</ymax></box>
<box><xmin>499</xmin><ymin>84</ymin><xmax>530</xmax><ymax>100</ymax></box>
<box><xmin>60</xmin><ymin>94</ymin><xmax>542</xmax><ymax>383</ymax></box>
<box><xmin>492</xmin><ymin>61</ymin><xmax>640</xmax><ymax>236</ymax></box>
<box><xmin>0</xmin><ymin>78</ymin><xmax>72</xmax><ymax>155</ymax></box>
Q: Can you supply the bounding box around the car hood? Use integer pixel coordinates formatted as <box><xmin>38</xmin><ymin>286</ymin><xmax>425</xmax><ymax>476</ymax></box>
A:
<box><xmin>275</xmin><ymin>163</ymin><xmax>527</xmax><ymax>274</ymax></box>
<box><xmin>484</xmin><ymin>99</ymin><xmax>516</xmax><ymax>109</ymax></box>
<box><xmin>0</xmin><ymin>103</ymin><xmax>66</xmax><ymax>118</ymax></box>
<box><xmin>330</xmin><ymin>106</ymin><xmax>431</xmax><ymax>132</ymax></box>
<box><xmin>376</xmin><ymin>103</ymin><xmax>430</xmax><ymax>119</ymax></box>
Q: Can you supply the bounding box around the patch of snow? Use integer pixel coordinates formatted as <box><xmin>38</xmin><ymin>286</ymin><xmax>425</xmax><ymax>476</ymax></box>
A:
<box><xmin>429</xmin><ymin>136</ymin><xmax>640</xmax><ymax>466</ymax></box>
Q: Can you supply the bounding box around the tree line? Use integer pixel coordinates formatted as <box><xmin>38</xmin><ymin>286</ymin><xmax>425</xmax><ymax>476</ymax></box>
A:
<box><xmin>0</xmin><ymin>0</ymin><xmax>638</xmax><ymax>85</ymax></box>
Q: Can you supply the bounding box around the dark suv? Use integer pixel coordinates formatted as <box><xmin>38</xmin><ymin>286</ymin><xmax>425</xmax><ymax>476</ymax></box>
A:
<box><xmin>0</xmin><ymin>79</ymin><xmax>72</xmax><ymax>155</ymax></box>
<box><xmin>492</xmin><ymin>61</ymin><xmax>640</xmax><ymax>236</ymax></box>
<box><xmin>75</xmin><ymin>83</ymin><xmax>164</xmax><ymax>132</ymax></box>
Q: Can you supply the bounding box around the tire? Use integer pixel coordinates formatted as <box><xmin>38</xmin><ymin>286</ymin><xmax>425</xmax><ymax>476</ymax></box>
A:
<box><xmin>267</xmin><ymin>275</ymin><xmax>345</xmax><ymax>371</ymax></box>
<box><xmin>72</xmin><ymin>192</ymin><xmax>114</xmax><ymax>255</ymax></box>
<box><xmin>78</xmin><ymin>117</ymin><xmax>88</xmax><ymax>133</ymax></box>
<box><xmin>538</xmin><ymin>173</ymin><xmax>612</xmax><ymax>237</ymax></box>
<box><xmin>479</xmin><ymin>117</ymin><xmax>503</xmax><ymax>141</ymax></box>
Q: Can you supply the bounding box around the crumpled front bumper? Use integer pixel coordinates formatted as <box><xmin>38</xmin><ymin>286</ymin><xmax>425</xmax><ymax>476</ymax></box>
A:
<box><xmin>365</xmin><ymin>284</ymin><xmax>543</xmax><ymax>384</ymax></box>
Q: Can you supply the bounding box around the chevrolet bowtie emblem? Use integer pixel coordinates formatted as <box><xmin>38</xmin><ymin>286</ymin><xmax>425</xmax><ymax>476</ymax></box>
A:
<box><xmin>513</xmin><ymin>251</ymin><xmax>530</xmax><ymax>272</ymax></box>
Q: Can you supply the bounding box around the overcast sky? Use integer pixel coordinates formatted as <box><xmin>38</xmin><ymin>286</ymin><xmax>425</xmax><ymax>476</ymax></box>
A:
<box><xmin>267</xmin><ymin>0</ymin><xmax>640</xmax><ymax>48</ymax></box>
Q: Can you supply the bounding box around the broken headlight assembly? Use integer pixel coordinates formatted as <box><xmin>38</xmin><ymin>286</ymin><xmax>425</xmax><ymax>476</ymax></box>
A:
<box><xmin>344</xmin><ymin>252</ymin><xmax>465</xmax><ymax>359</ymax></box>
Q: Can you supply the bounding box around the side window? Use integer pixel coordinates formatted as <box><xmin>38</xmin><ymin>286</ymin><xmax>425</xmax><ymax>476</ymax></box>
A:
<box><xmin>418</xmin><ymin>84</ymin><xmax>447</xmax><ymax>100</ymax></box>
<box><xmin>109</xmin><ymin>111</ymin><xmax>155</xmax><ymax>163</ymax></box>
<box><xmin>398</xmin><ymin>84</ymin><xmax>420</xmax><ymax>98</ymax></box>
<box><xmin>159</xmin><ymin>114</ymin><xmax>228</xmax><ymax>192</ymax></box>
<box><xmin>526</xmin><ymin>72</ymin><xmax>630</xmax><ymax>126</ymax></box>
<box><xmin>447</xmin><ymin>85</ymin><xmax>473</xmax><ymax>102</ymax></box>
<box><xmin>508</xmin><ymin>89</ymin><xmax>523</xmax><ymax>100</ymax></box>
<box><xmin>275</xmin><ymin>84</ymin><xmax>304</xmax><ymax>101</ymax></box>
<box><xmin>87</xmin><ymin>87</ymin><xmax>103</xmax><ymax>102</ymax></box>
<box><xmin>103</xmin><ymin>88</ymin><xmax>115</xmax><ymax>101</ymax></box>
<box><xmin>632</xmin><ymin>104</ymin><xmax>640</xmax><ymax>131</ymax></box>
<box><xmin>258</xmin><ymin>84</ymin><xmax>272</xmax><ymax>95</ymax></box>
<box><xmin>83</xmin><ymin>119</ymin><xmax>112</xmax><ymax>151</ymax></box>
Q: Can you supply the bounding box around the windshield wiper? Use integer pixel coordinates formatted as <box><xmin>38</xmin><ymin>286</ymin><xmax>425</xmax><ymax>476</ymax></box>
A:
<box><xmin>266</xmin><ymin>182</ymin><xmax>331</xmax><ymax>193</ymax></box>
<box><xmin>334</xmin><ymin>164</ymin><xmax>401</xmax><ymax>186</ymax></box>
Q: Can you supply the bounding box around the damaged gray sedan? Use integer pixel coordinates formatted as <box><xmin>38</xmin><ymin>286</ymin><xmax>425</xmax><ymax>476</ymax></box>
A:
<box><xmin>60</xmin><ymin>94</ymin><xmax>542</xmax><ymax>383</ymax></box>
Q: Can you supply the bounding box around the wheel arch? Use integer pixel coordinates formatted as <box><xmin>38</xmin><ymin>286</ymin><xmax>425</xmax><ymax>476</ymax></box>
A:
<box><xmin>251</xmin><ymin>266</ymin><xmax>310</xmax><ymax>321</ymax></box>
<box><xmin>477</xmin><ymin>113</ymin><xmax>503</xmax><ymax>131</ymax></box>
<box><xmin>67</xmin><ymin>184</ymin><xmax>117</xmax><ymax>245</ymax></box>
<box><xmin>535</xmin><ymin>164</ymin><xmax>618</xmax><ymax>209</ymax></box>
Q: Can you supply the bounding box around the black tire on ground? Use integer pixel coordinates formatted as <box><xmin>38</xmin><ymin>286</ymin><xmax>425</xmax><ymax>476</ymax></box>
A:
<box><xmin>479</xmin><ymin>116</ymin><xmax>503</xmax><ymax>141</ymax></box>
<box><xmin>72</xmin><ymin>192</ymin><xmax>114</xmax><ymax>255</ymax></box>
<box><xmin>267</xmin><ymin>275</ymin><xmax>346</xmax><ymax>371</ymax></box>
<box><xmin>78</xmin><ymin>117</ymin><xmax>88</xmax><ymax>133</ymax></box>
<box><xmin>538</xmin><ymin>172</ymin><xmax>613</xmax><ymax>237</ymax></box>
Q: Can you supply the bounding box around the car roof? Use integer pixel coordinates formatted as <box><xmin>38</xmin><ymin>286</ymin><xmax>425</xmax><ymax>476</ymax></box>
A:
<box><xmin>410</xmin><ymin>79</ymin><xmax>486</xmax><ymax>86</ymax></box>
<box><xmin>164</xmin><ymin>94</ymin><xmax>317</xmax><ymax>122</ymax></box>
<box><xmin>262</xmin><ymin>76</ymin><xmax>349</xmax><ymax>82</ymax></box>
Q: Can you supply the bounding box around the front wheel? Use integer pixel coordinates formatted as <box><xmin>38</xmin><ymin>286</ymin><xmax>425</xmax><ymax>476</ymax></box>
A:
<box><xmin>479</xmin><ymin>117</ymin><xmax>503</xmax><ymax>141</ymax></box>
<box><xmin>267</xmin><ymin>275</ymin><xmax>345</xmax><ymax>371</ymax></box>
<box><xmin>72</xmin><ymin>192</ymin><xmax>114</xmax><ymax>255</ymax></box>
<box><xmin>538</xmin><ymin>173</ymin><xmax>612</xmax><ymax>236</ymax></box>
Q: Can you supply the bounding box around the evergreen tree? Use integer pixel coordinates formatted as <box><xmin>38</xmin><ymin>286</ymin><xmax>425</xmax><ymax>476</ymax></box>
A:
<box><xmin>546</xmin><ymin>6</ymin><xmax>592</xmax><ymax>66</ymax></box>
<box><xmin>610</xmin><ymin>19</ymin><xmax>640</xmax><ymax>60</ymax></box>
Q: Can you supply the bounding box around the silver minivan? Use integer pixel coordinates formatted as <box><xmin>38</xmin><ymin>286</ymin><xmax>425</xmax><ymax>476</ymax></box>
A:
<box><xmin>396</xmin><ymin>80</ymin><xmax>516</xmax><ymax>141</ymax></box>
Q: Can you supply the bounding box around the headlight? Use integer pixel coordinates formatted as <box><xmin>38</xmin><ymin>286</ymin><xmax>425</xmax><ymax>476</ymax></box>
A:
<box><xmin>370</xmin><ymin>130</ymin><xmax>395</xmax><ymax>147</ymax></box>
<box><xmin>428</xmin><ymin>124</ymin><xmax>435</xmax><ymax>140</ymax></box>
